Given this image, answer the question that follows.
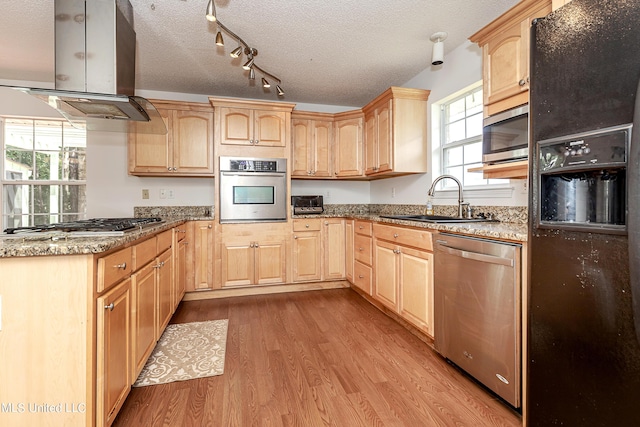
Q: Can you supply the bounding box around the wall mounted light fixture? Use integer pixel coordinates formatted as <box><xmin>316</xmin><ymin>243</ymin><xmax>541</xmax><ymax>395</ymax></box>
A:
<box><xmin>205</xmin><ymin>0</ymin><xmax>284</xmax><ymax>96</ymax></box>
<box><xmin>430</xmin><ymin>32</ymin><xmax>448</xmax><ymax>66</ymax></box>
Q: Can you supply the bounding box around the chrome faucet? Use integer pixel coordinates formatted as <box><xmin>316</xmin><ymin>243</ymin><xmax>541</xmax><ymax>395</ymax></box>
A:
<box><xmin>427</xmin><ymin>174</ymin><xmax>466</xmax><ymax>218</ymax></box>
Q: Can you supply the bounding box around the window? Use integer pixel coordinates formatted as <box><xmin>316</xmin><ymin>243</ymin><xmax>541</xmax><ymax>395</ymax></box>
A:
<box><xmin>1</xmin><ymin>118</ymin><xmax>87</xmax><ymax>229</ymax></box>
<box><xmin>438</xmin><ymin>85</ymin><xmax>505</xmax><ymax>190</ymax></box>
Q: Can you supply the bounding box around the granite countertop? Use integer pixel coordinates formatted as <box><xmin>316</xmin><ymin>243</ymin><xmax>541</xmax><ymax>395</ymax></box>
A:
<box><xmin>0</xmin><ymin>219</ymin><xmax>187</xmax><ymax>258</ymax></box>
<box><xmin>293</xmin><ymin>213</ymin><xmax>528</xmax><ymax>243</ymax></box>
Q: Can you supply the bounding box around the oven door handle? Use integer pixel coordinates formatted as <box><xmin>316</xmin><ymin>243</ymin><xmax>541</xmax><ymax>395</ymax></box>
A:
<box><xmin>220</xmin><ymin>171</ymin><xmax>285</xmax><ymax>178</ymax></box>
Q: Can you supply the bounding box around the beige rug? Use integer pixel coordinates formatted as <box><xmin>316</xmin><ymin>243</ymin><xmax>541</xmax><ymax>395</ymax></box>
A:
<box><xmin>133</xmin><ymin>319</ymin><xmax>228</xmax><ymax>387</ymax></box>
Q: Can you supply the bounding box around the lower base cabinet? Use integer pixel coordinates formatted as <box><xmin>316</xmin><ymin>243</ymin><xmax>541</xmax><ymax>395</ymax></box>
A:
<box><xmin>97</xmin><ymin>278</ymin><xmax>132</xmax><ymax>427</ymax></box>
<box><xmin>372</xmin><ymin>224</ymin><xmax>435</xmax><ymax>336</ymax></box>
<box><xmin>186</xmin><ymin>221</ymin><xmax>214</xmax><ymax>291</ymax></box>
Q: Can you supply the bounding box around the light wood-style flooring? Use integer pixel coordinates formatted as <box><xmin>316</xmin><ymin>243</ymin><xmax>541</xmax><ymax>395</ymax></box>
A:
<box><xmin>113</xmin><ymin>288</ymin><xmax>521</xmax><ymax>427</ymax></box>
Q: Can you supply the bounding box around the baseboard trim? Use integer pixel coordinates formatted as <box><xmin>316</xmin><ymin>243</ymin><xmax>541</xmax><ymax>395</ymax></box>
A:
<box><xmin>182</xmin><ymin>280</ymin><xmax>350</xmax><ymax>301</ymax></box>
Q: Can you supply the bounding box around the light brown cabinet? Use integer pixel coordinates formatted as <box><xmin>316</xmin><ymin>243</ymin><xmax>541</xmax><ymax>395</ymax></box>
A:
<box><xmin>97</xmin><ymin>277</ymin><xmax>131</xmax><ymax>427</ymax></box>
<box><xmin>155</xmin><ymin>248</ymin><xmax>173</xmax><ymax>338</ymax></box>
<box><xmin>334</xmin><ymin>111</ymin><xmax>364</xmax><ymax>177</ymax></box>
<box><xmin>345</xmin><ymin>219</ymin><xmax>354</xmax><ymax>283</ymax></box>
<box><xmin>219</xmin><ymin>223</ymin><xmax>288</xmax><ymax>288</ymax></box>
<box><xmin>372</xmin><ymin>224</ymin><xmax>435</xmax><ymax>335</ymax></box>
<box><xmin>217</xmin><ymin>106</ymin><xmax>288</xmax><ymax>147</ymax></box>
<box><xmin>186</xmin><ymin>220</ymin><xmax>215</xmax><ymax>291</ymax></box>
<box><xmin>292</xmin><ymin>219</ymin><xmax>322</xmax><ymax>282</ymax></box>
<box><xmin>130</xmin><ymin>261</ymin><xmax>156</xmax><ymax>382</ymax></box>
<box><xmin>469</xmin><ymin>0</ymin><xmax>552</xmax><ymax>117</ymax></box>
<box><xmin>173</xmin><ymin>225</ymin><xmax>188</xmax><ymax>306</ymax></box>
<box><xmin>291</xmin><ymin>112</ymin><xmax>333</xmax><ymax>177</ymax></box>
<box><xmin>323</xmin><ymin>218</ymin><xmax>346</xmax><ymax>280</ymax></box>
<box><xmin>352</xmin><ymin>220</ymin><xmax>373</xmax><ymax>295</ymax></box>
<box><xmin>128</xmin><ymin>101</ymin><xmax>214</xmax><ymax>176</ymax></box>
<box><xmin>362</xmin><ymin>87</ymin><xmax>430</xmax><ymax>177</ymax></box>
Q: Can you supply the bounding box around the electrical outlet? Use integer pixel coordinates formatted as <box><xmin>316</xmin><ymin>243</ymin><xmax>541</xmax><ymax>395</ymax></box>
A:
<box><xmin>142</xmin><ymin>189</ymin><xmax>149</xmax><ymax>200</ymax></box>
<box><xmin>522</xmin><ymin>180</ymin><xmax>528</xmax><ymax>192</ymax></box>
<box><xmin>159</xmin><ymin>189</ymin><xmax>167</xmax><ymax>199</ymax></box>
<box><xmin>168</xmin><ymin>189</ymin><xmax>175</xmax><ymax>199</ymax></box>
<box><xmin>326</xmin><ymin>191</ymin><xmax>331</xmax><ymax>199</ymax></box>
<box><xmin>392</xmin><ymin>187</ymin><xmax>396</xmax><ymax>198</ymax></box>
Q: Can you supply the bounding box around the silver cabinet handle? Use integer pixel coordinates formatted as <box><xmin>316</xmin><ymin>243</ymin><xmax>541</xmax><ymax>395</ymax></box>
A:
<box><xmin>254</xmin><ymin>243</ymin><xmax>259</xmax><ymax>248</ymax></box>
<box><xmin>324</xmin><ymin>221</ymin><xmax>329</xmax><ymax>226</ymax></box>
<box><xmin>305</xmin><ymin>224</ymin><xmax>310</xmax><ymax>228</ymax></box>
<box><xmin>250</xmin><ymin>242</ymin><xmax>255</xmax><ymax>248</ymax></box>
<box><xmin>207</xmin><ymin>224</ymin><xmax>212</xmax><ymax>229</ymax></box>
<box><xmin>114</xmin><ymin>262</ymin><xmax>127</xmax><ymax>270</ymax></box>
<box><xmin>393</xmin><ymin>233</ymin><xmax>399</xmax><ymax>238</ymax></box>
<box><xmin>359</xmin><ymin>247</ymin><xmax>364</xmax><ymax>251</ymax></box>
<box><xmin>519</xmin><ymin>79</ymin><xmax>526</xmax><ymax>86</ymax></box>
<box><xmin>105</xmin><ymin>303</ymin><xmax>114</xmax><ymax>311</ymax></box>
<box><xmin>358</xmin><ymin>275</ymin><xmax>364</xmax><ymax>279</ymax></box>
<box><xmin>294</xmin><ymin>235</ymin><xmax>298</xmax><ymax>239</ymax></box>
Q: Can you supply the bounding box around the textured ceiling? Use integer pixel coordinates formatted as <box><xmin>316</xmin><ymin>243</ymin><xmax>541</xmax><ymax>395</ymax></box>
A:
<box><xmin>0</xmin><ymin>0</ymin><xmax>520</xmax><ymax>108</ymax></box>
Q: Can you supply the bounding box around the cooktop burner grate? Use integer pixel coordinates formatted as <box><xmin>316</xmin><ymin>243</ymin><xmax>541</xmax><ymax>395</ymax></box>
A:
<box><xmin>3</xmin><ymin>217</ymin><xmax>163</xmax><ymax>235</ymax></box>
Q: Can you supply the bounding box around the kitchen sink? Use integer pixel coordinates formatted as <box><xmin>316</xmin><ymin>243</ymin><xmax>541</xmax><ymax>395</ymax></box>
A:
<box><xmin>379</xmin><ymin>214</ymin><xmax>497</xmax><ymax>223</ymax></box>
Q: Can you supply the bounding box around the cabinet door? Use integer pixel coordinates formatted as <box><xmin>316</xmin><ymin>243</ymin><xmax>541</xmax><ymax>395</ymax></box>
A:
<box><xmin>374</xmin><ymin>239</ymin><xmax>399</xmax><ymax>310</ymax></box>
<box><xmin>313</xmin><ymin>120</ymin><xmax>332</xmax><ymax>177</ymax></box>
<box><xmin>323</xmin><ymin>219</ymin><xmax>345</xmax><ymax>280</ymax></box>
<box><xmin>334</xmin><ymin>118</ymin><xmax>363</xmax><ymax>177</ymax></box>
<box><xmin>175</xmin><ymin>238</ymin><xmax>187</xmax><ymax>307</ymax></box>
<box><xmin>131</xmin><ymin>263</ymin><xmax>156</xmax><ymax>382</ymax></box>
<box><xmin>291</xmin><ymin>119</ymin><xmax>311</xmax><ymax>176</ymax></box>
<box><xmin>173</xmin><ymin>110</ymin><xmax>214</xmax><ymax>174</ymax></box>
<box><xmin>345</xmin><ymin>220</ymin><xmax>354</xmax><ymax>283</ymax></box>
<box><xmin>219</xmin><ymin>107</ymin><xmax>253</xmax><ymax>145</ymax></box>
<box><xmin>376</xmin><ymin>100</ymin><xmax>392</xmax><ymax>173</ymax></box>
<box><xmin>221</xmin><ymin>241</ymin><xmax>254</xmax><ymax>287</ymax></box>
<box><xmin>97</xmin><ymin>278</ymin><xmax>131</xmax><ymax>427</ymax></box>
<box><xmin>156</xmin><ymin>249</ymin><xmax>173</xmax><ymax>338</ymax></box>
<box><xmin>292</xmin><ymin>231</ymin><xmax>322</xmax><ymax>282</ymax></box>
<box><xmin>192</xmin><ymin>221</ymin><xmax>214</xmax><ymax>290</ymax></box>
<box><xmin>399</xmin><ymin>247</ymin><xmax>434</xmax><ymax>335</ymax></box>
<box><xmin>364</xmin><ymin>113</ymin><xmax>377</xmax><ymax>174</ymax></box>
<box><xmin>255</xmin><ymin>240</ymin><xmax>287</xmax><ymax>284</ymax></box>
<box><xmin>254</xmin><ymin>110</ymin><xmax>287</xmax><ymax>147</ymax></box>
<box><xmin>129</xmin><ymin>108</ymin><xmax>171</xmax><ymax>174</ymax></box>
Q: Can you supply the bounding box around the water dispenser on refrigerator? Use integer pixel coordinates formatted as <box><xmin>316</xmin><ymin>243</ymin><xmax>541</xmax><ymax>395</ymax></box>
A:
<box><xmin>536</xmin><ymin>124</ymin><xmax>630</xmax><ymax>234</ymax></box>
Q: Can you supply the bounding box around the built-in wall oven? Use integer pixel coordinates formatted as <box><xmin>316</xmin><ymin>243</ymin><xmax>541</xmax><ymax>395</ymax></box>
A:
<box><xmin>219</xmin><ymin>156</ymin><xmax>287</xmax><ymax>223</ymax></box>
<box><xmin>483</xmin><ymin>104</ymin><xmax>529</xmax><ymax>164</ymax></box>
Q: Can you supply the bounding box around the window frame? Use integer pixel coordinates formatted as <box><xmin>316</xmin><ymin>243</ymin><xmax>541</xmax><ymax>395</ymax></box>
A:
<box><xmin>1</xmin><ymin>117</ymin><xmax>87</xmax><ymax>229</ymax></box>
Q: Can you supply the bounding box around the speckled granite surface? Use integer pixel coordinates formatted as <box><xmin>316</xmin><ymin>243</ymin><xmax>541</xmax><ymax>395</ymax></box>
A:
<box><xmin>1</xmin><ymin>204</ymin><xmax>528</xmax><ymax>258</ymax></box>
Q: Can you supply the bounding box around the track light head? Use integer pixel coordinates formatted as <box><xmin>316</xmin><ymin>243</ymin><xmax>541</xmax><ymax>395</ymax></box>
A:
<box><xmin>242</xmin><ymin>57</ymin><xmax>254</xmax><ymax>70</ymax></box>
<box><xmin>249</xmin><ymin>68</ymin><xmax>255</xmax><ymax>80</ymax></box>
<box><xmin>261</xmin><ymin>78</ymin><xmax>271</xmax><ymax>88</ymax></box>
<box><xmin>215</xmin><ymin>31</ymin><xmax>224</xmax><ymax>47</ymax></box>
<box><xmin>430</xmin><ymin>32</ymin><xmax>447</xmax><ymax>66</ymax></box>
<box><xmin>276</xmin><ymin>85</ymin><xmax>284</xmax><ymax>96</ymax></box>
<box><xmin>230</xmin><ymin>46</ymin><xmax>243</xmax><ymax>58</ymax></box>
<box><xmin>205</xmin><ymin>0</ymin><xmax>217</xmax><ymax>22</ymax></box>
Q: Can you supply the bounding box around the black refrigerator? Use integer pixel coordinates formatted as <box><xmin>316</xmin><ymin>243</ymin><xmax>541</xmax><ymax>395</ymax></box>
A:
<box><xmin>528</xmin><ymin>0</ymin><xmax>640</xmax><ymax>425</ymax></box>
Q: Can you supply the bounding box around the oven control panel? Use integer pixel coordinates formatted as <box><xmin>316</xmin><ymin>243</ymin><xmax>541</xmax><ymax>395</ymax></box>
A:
<box><xmin>220</xmin><ymin>156</ymin><xmax>286</xmax><ymax>173</ymax></box>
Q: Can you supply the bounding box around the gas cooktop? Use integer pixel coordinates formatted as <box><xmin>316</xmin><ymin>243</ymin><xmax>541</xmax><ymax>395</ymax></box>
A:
<box><xmin>3</xmin><ymin>217</ymin><xmax>164</xmax><ymax>237</ymax></box>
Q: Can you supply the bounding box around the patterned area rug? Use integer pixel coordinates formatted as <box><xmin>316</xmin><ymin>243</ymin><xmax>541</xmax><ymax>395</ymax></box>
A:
<box><xmin>133</xmin><ymin>319</ymin><xmax>228</xmax><ymax>387</ymax></box>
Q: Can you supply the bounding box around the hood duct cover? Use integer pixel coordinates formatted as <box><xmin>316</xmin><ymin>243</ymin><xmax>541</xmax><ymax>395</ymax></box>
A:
<box><xmin>20</xmin><ymin>0</ymin><xmax>166</xmax><ymax>134</ymax></box>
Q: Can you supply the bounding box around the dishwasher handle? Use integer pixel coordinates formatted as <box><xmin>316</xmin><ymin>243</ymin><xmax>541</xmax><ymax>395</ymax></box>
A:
<box><xmin>437</xmin><ymin>244</ymin><xmax>514</xmax><ymax>267</ymax></box>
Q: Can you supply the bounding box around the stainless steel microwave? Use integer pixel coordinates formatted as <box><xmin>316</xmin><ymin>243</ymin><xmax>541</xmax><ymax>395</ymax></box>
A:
<box><xmin>482</xmin><ymin>104</ymin><xmax>529</xmax><ymax>164</ymax></box>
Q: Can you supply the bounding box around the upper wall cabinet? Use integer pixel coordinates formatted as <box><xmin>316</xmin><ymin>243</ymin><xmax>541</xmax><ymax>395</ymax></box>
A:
<box><xmin>362</xmin><ymin>87</ymin><xmax>430</xmax><ymax>178</ymax></box>
<box><xmin>469</xmin><ymin>0</ymin><xmax>552</xmax><ymax>117</ymax></box>
<box><xmin>291</xmin><ymin>111</ymin><xmax>333</xmax><ymax>178</ymax></box>
<box><xmin>333</xmin><ymin>110</ymin><xmax>364</xmax><ymax>178</ymax></box>
<box><xmin>210</xmin><ymin>98</ymin><xmax>295</xmax><ymax>159</ymax></box>
<box><xmin>128</xmin><ymin>101</ymin><xmax>214</xmax><ymax>177</ymax></box>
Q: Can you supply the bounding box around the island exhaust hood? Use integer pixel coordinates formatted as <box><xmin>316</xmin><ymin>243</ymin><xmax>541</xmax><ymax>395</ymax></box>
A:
<box><xmin>18</xmin><ymin>0</ymin><xmax>166</xmax><ymax>134</ymax></box>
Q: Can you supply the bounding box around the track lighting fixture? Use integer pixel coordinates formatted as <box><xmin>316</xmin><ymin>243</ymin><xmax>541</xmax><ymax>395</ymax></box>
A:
<box><xmin>205</xmin><ymin>0</ymin><xmax>216</xmax><ymax>22</ymax></box>
<box><xmin>205</xmin><ymin>0</ymin><xmax>284</xmax><ymax>97</ymax></box>
<box><xmin>242</xmin><ymin>57</ymin><xmax>254</xmax><ymax>70</ymax></box>
<box><xmin>430</xmin><ymin>32</ymin><xmax>447</xmax><ymax>66</ymax></box>
<box><xmin>215</xmin><ymin>30</ymin><xmax>224</xmax><ymax>47</ymax></box>
<box><xmin>230</xmin><ymin>46</ymin><xmax>243</xmax><ymax>58</ymax></box>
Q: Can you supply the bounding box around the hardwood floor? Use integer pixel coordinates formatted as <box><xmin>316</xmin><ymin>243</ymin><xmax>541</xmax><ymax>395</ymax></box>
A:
<box><xmin>113</xmin><ymin>288</ymin><xmax>521</xmax><ymax>427</ymax></box>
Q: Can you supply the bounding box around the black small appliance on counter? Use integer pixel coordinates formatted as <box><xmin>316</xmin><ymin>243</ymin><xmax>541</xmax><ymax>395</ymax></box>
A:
<box><xmin>292</xmin><ymin>195</ymin><xmax>323</xmax><ymax>215</ymax></box>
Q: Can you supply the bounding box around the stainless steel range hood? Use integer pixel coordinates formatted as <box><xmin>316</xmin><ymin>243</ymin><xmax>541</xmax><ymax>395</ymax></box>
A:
<box><xmin>19</xmin><ymin>0</ymin><xmax>166</xmax><ymax>134</ymax></box>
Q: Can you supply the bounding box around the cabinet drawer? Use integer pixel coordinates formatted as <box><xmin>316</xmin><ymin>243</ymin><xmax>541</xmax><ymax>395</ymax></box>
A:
<box><xmin>373</xmin><ymin>224</ymin><xmax>433</xmax><ymax>251</ymax></box>
<box><xmin>293</xmin><ymin>218</ymin><xmax>322</xmax><ymax>232</ymax></box>
<box><xmin>355</xmin><ymin>220</ymin><xmax>372</xmax><ymax>236</ymax></box>
<box><xmin>354</xmin><ymin>261</ymin><xmax>372</xmax><ymax>295</ymax></box>
<box><xmin>174</xmin><ymin>225</ymin><xmax>187</xmax><ymax>242</ymax></box>
<box><xmin>354</xmin><ymin>234</ymin><xmax>372</xmax><ymax>265</ymax></box>
<box><xmin>156</xmin><ymin>229</ymin><xmax>172</xmax><ymax>253</ymax></box>
<box><xmin>132</xmin><ymin>237</ymin><xmax>156</xmax><ymax>271</ymax></box>
<box><xmin>97</xmin><ymin>247</ymin><xmax>133</xmax><ymax>292</ymax></box>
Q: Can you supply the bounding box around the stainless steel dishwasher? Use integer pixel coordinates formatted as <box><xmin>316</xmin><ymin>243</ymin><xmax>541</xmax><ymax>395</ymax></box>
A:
<box><xmin>434</xmin><ymin>233</ymin><xmax>522</xmax><ymax>408</ymax></box>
